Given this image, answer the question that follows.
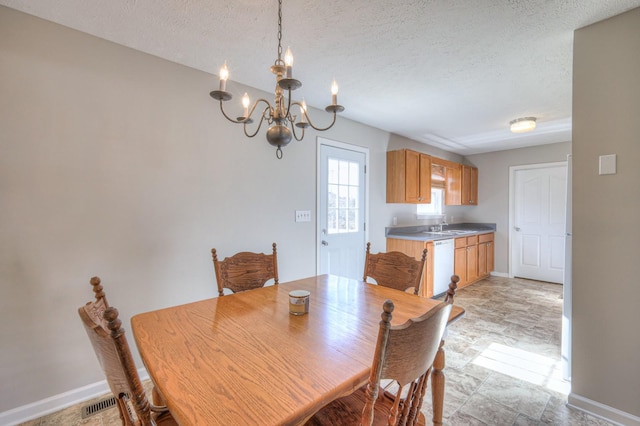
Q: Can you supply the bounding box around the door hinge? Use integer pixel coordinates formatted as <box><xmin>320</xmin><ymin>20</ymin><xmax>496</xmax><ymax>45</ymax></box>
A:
<box><xmin>364</xmin><ymin>165</ymin><xmax>367</xmax><ymax>174</ymax></box>
<box><xmin>364</xmin><ymin>222</ymin><xmax>366</xmax><ymax>231</ymax></box>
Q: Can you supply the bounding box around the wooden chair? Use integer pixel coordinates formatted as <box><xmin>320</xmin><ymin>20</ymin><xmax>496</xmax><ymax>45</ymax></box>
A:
<box><xmin>363</xmin><ymin>242</ymin><xmax>427</xmax><ymax>295</ymax></box>
<box><xmin>211</xmin><ymin>242</ymin><xmax>279</xmax><ymax>296</ymax></box>
<box><xmin>306</xmin><ymin>277</ymin><xmax>458</xmax><ymax>426</ymax></box>
<box><xmin>78</xmin><ymin>277</ymin><xmax>176</xmax><ymax>426</ymax></box>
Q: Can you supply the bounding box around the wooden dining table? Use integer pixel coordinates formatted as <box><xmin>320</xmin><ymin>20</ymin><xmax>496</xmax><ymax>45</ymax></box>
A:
<box><xmin>131</xmin><ymin>274</ymin><xmax>464</xmax><ymax>425</ymax></box>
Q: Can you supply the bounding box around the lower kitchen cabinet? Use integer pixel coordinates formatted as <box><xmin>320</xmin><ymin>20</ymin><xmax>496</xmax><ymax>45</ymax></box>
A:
<box><xmin>455</xmin><ymin>233</ymin><xmax>494</xmax><ymax>288</ymax></box>
<box><xmin>386</xmin><ymin>232</ymin><xmax>493</xmax><ymax>294</ymax></box>
<box><xmin>478</xmin><ymin>233</ymin><xmax>494</xmax><ymax>277</ymax></box>
<box><xmin>386</xmin><ymin>239</ymin><xmax>434</xmax><ymax>297</ymax></box>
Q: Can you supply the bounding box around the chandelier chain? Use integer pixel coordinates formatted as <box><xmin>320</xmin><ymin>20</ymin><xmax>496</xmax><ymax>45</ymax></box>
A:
<box><xmin>276</xmin><ymin>0</ymin><xmax>283</xmax><ymax>63</ymax></box>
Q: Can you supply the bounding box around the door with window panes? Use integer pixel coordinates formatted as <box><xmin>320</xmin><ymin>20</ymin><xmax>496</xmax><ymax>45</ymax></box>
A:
<box><xmin>319</xmin><ymin>143</ymin><xmax>366</xmax><ymax>279</ymax></box>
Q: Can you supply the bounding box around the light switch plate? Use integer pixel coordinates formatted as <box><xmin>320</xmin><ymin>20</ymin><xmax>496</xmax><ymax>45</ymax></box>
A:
<box><xmin>295</xmin><ymin>210</ymin><xmax>311</xmax><ymax>222</ymax></box>
<box><xmin>599</xmin><ymin>154</ymin><xmax>617</xmax><ymax>175</ymax></box>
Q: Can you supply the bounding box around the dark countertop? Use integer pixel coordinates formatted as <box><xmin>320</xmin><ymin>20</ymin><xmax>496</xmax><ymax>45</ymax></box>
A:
<box><xmin>385</xmin><ymin>223</ymin><xmax>497</xmax><ymax>242</ymax></box>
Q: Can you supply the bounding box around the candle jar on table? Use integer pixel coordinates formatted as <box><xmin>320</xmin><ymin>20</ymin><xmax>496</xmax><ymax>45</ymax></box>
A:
<box><xmin>289</xmin><ymin>290</ymin><xmax>310</xmax><ymax>315</ymax></box>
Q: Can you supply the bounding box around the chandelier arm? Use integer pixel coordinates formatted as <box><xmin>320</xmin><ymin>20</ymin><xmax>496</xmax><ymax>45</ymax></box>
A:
<box><xmin>219</xmin><ymin>98</ymin><xmax>273</xmax><ymax>124</ymax></box>
<box><xmin>247</xmin><ymin>98</ymin><xmax>274</xmax><ymax>123</ymax></box>
<box><xmin>243</xmin><ymin>105</ymin><xmax>272</xmax><ymax>138</ymax></box>
<box><xmin>291</xmin><ymin>120</ymin><xmax>305</xmax><ymax>142</ymax></box>
<box><xmin>304</xmin><ymin>110</ymin><xmax>338</xmax><ymax>132</ymax></box>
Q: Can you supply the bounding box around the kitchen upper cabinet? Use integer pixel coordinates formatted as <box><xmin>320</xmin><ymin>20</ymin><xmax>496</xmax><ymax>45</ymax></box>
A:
<box><xmin>387</xmin><ymin>149</ymin><xmax>432</xmax><ymax>203</ymax></box>
<box><xmin>432</xmin><ymin>158</ymin><xmax>462</xmax><ymax>205</ymax></box>
<box><xmin>461</xmin><ymin>165</ymin><xmax>478</xmax><ymax>205</ymax></box>
<box><xmin>445</xmin><ymin>165</ymin><xmax>462</xmax><ymax>205</ymax></box>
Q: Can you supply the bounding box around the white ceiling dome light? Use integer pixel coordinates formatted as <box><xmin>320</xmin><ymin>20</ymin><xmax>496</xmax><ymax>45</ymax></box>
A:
<box><xmin>510</xmin><ymin>117</ymin><xmax>537</xmax><ymax>133</ymax></box>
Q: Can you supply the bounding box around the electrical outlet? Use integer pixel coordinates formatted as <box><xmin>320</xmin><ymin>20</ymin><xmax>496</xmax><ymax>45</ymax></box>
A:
<box><xmin>295</xmin><ymin>210</ymin><xmax>311</xmax><ymax>222</ymax></box>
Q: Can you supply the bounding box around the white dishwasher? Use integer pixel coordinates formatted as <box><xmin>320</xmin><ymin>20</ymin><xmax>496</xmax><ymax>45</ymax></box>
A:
<box><xmin>433</xmin><ymin>239</ymin><xmax>455</xmax><ymax>297</ymax></box>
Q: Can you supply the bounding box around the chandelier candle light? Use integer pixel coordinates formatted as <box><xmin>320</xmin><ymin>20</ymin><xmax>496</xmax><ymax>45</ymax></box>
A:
<box><xmin>210</xmin><ymin>0</ymin><xmax>344</xmax><ymax>159</ymax></box>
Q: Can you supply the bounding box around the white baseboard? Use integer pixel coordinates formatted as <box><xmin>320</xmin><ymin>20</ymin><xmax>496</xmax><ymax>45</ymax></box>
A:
<box><xmin>568</xmin><ymin>392</ymin><xmax>640</xmax><ymax>426</ymax></box>
<box><xmin>0</xmin><ymin>368</ymin><xmax>149</xmax><ymax>426</ymax></box>
<box><xmin>490</xmin><ymin>271</ymin><xmax>509</xmax><ymax>278</ymax></box>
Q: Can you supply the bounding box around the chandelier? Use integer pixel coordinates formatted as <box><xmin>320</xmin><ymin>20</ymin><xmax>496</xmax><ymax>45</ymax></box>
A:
<box><xmin>209</xmin><ymin>0</ymin><xmax>344</xmax><ymax>159</ymax></box>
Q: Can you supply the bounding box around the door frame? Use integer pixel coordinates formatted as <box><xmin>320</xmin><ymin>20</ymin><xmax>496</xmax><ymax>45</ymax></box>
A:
<box><xmin>508</xmin><ymin>161</ymin><xmax>567</xmax><ymax>279</ymax></box>
<box><xmin>316</xmin><ymin>137</ymin><xmax>370</xmax><ymax>275</ymax></box>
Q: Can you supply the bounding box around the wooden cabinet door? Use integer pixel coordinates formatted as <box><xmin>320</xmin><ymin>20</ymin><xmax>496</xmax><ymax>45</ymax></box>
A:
<box><xmin>418</xmin><ymin>153</ymin><xmax>432</xmax><ymax>203</ymax></box>
<box><xmin>478</xmin><ymin>233</ymin><xmax>494</xmax><ymax>278</ymax></box>
<box><xmin>404</xmin><ymin>150</ymin><xmax>421</xmax><ymax>203</ymax></box>
<box><xmin>445</xmin><ymin>164</ymin><xmax>462</xmax><ymax>205</ymax></box>
<box><xmin>466</xmin><ymin>243</ymin><xmax>478</xmax><ymax>283</ymax></box>
<box><xmin>469</xmin><ymin>166</ymin><xmax>478</xmax><ymax>205</ymax></box>
<box><xmin>454</xmin><ymin>244</ymin><xmax>467</xmax><ymax>286</ymax></box>
<box><xmin>487</xmin><ymin>241</ymin><xmax>494</xmax><ymax>274</ymax></box>
<box><xmin>461</xmin><ymin>165</ymin><xmax>478</xmax><ymax>205</ymax></box>
<box><xmin>478</xmin><ymin>242</ymin><xmax>488</xmax><ymax>277</ymax></box>
<box><xmin>386</xmin><ymin>150</ymin><xmax>431</xmax><ymax>203</ymax></box>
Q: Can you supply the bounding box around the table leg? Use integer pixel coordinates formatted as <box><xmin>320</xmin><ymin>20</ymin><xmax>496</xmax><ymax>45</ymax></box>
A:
<box><xmin>431</xmin><ymin>339</ymin><xmax>446</xmax><ymax>426</ymax></box>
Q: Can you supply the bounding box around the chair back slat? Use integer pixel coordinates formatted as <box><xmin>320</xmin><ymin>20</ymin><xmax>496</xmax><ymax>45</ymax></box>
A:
<box><xmin>78</xmin><ymin>277</ymin><xmax>174</xmax><ymax>426</ymax></box>
<box><xmin>363</xmin><ymin>243</ymin><xmax>427</xmax><ymax>295</ymax></box>
<box><xmin>362</xmin><ymin>275</ymin><xmax>458</xmax><ymax>426</ymax></box>
<box><xmin>212</xmin><ymin>243</ymin><xmax>279</xmax><ymax>296</ymax></box>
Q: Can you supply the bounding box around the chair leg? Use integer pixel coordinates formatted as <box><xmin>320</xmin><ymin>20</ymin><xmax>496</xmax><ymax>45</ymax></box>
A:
<box><xmin>431</xmin><ymin>340</ymin><xmax>446</xmax><ymax>426</ymax></box>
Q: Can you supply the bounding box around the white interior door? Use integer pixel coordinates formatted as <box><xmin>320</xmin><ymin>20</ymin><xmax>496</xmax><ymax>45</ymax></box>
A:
<box><xmin>511</xmin><ymin>163</ymin><xmax>567</xmax><ymax>283</ymax></box>
<box><xmin>318</xmin><ymin>141</ymin><xmax>367</xmax><ymax>279</ymax></box>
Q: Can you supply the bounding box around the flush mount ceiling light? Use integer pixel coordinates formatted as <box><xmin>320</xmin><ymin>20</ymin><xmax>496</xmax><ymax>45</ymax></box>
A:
<box><xmin>510</xmin><ymin>117</ymin><xmax>537</xmax><ymax>133</ymax></box>
<box><xmin>210</xmin><ymin>0</ymin><xmax>344</xmax><ymax>159</ymax></box>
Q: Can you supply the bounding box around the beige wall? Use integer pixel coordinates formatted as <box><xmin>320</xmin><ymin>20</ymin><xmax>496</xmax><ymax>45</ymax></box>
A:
<box><xmin>571</xmin><ymin>7</ymin><xmax>640</xmax><ymax>418</ymax></box>
<box><xmin>0</xmin><ymin>6</ymin><xmax>403</xmax><ymax>413</ymax></box>
<box><xmin>465</xmin><ymin>142</ymin><xmax>571</xmax><ymax>274</ymax></box>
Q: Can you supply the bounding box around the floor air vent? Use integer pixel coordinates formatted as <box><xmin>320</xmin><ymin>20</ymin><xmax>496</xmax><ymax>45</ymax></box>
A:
<box><xmin>81</xmin><ymin>395</ymin><xmax>117</xmax><ymax>418</ymax></box>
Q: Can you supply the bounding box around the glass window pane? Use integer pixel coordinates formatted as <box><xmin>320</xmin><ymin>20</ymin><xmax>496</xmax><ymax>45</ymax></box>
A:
<box><xmin>338</xmin><ymin>186</ymin><xmax>348</xmax><ymax>208</ymax></box>
<box><xmin>339</xmin><ymin>161</ymin><xmax>349</xmax><ymax>185</ymax></box>
<box><xmin>338</xmin><ymin>209</ymin><xmax>347</xmax><ymax>232</ymax></box>
<box><xmin>349</xmin><ymin>186</ymin><xmax>358</xmax><ymax>209</ymax></box>
<box><xmin>328</xmin><ymin>184</ymin><xmax>338</xmax><ymax>208</ymax></box>
<box><xmin>349</xmin><ymin>162</ymin><xmax>359</xmax><ymax>186</ymax></box>
<box><xmin>328</xmin><ymin>159</ymin><xmax>339</xmax><ymax>184</ymax></box>
<box><xmin>348</xmin><ymin>209</ymin><xmax>358</xmax><ymax>232</ymax></box>
<box><xmin>328</xmin><ymin>209</ymin><xmax>337</xmax><ymax>233</ymax></box>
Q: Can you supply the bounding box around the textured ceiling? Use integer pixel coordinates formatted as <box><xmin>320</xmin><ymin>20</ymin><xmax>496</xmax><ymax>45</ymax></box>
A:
<box><xmin>2</xmin><ymin>0</ymin><xmax>639</xmax><ymax>154</ymax></box>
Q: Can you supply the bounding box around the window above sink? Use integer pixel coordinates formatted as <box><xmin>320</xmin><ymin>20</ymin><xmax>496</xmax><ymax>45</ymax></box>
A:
<box><xmin>416</xmin><ymin>188</ymin><xmax>444</xmax><ymax>219</ymax></box>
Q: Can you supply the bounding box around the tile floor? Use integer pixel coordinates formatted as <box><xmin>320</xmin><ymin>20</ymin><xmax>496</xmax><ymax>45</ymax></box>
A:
<box><xmin>19</xmin><ymin>276</ymin><xmax>613</xmax><ymax>425</ymax></box>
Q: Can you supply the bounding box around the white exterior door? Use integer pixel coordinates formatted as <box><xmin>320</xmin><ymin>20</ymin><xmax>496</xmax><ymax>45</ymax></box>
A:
<box><xmin>511</xmin><ymin>163</ymin><xmax>567</xmax><ymax>283</ymax></box>
<box><xmin>318</xmin><ymin>141</ymin><xmax>367</xmax><ymax>279</ymax></box>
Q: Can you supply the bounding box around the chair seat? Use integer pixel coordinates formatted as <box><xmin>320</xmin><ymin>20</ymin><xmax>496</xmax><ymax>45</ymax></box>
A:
<box><xmin>306</xmin><ymin>385</ymin><xmax>425</xmax><ymax>426</ymax></box>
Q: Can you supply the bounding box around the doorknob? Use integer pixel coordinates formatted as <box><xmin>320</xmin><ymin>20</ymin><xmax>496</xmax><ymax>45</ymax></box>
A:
<box><xmin>321</xmin><ymin>240</ymin><xmax>329</xmax><ymax>246</ymax></box>
<box><xmin>514</xmin><ymin>227</ymin><xmax>521</xmax><ymax>231</ymax></box>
